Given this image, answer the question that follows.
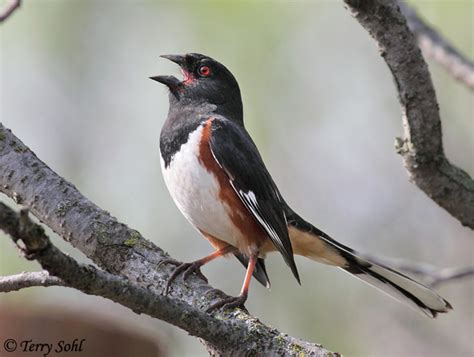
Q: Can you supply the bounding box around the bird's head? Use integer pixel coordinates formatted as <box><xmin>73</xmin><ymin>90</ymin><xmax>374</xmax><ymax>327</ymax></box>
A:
<box><xmin>151</xmin><ymin>53</ymin><xmax>243</xmax><ymax>119</ymax></box>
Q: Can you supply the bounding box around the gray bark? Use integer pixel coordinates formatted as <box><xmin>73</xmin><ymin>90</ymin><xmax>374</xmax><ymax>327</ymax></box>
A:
<box><xmin>400</xmin><ymin>1</ymin><xmax>474</xmax><ymax>91</ymax></box>
<box><xmin>0</xmin><ymin>271</ymin><xmax>64</xmax><ymax>292</ymax></box>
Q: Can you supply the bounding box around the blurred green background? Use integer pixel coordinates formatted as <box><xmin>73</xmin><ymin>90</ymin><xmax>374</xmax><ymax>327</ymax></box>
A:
<box><xmin>1</xmin><ymin>0</ymin><xmax>472</xmax><ymax>356</ymax></box>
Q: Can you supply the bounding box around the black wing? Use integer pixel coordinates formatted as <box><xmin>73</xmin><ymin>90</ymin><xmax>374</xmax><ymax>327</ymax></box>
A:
<box><xmin>209</xmin><ymin>117</ymin><xmax>300</xmax><ymax>283</ymax></box>
<box><xmin>234</xmin><ymin>253</ymin><xmax>271</xmax><ymax>288</ymax></box>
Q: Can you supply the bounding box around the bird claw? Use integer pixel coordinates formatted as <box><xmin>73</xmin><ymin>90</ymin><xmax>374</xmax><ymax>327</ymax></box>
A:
<box><xmin>157</xmin><ymin>258</ymin><xmax>181</xmax><ymax>269</ymax></box>
<box><xmin>206</xmin><ymin>294</ymin><xmax>248</xmax><ymax>313</ymax></box>
<box><xmin>183</xmin><ymin>263</ymin><xmax>208</xmax><ymax>283</ymax></box>
<box><xmin>161</xmin><ymin>261</ymin><xmax>208</xmax><ymax>295</ymax></box>
<box><xmin>202</xmin><ymin>287</ymin><xmax>221</xmax><ymax>299</ymax></box>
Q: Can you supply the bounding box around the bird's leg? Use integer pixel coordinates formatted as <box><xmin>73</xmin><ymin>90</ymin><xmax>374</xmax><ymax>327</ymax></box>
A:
<box><xmin>160</xmin><ymin>245</ymin><xmax>236</xmax><ymax>295</ymax></box>
<box><xmin>206</xmin><ymin>252</ymin><xmax>258</xmax><ymax>313</ymax></box>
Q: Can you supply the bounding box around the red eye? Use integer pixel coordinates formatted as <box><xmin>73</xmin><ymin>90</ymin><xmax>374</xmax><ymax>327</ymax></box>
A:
<box><xmin>198</xmin><ymin>65</ymin><xmax>211</xmax><ymax>77</ymax></box>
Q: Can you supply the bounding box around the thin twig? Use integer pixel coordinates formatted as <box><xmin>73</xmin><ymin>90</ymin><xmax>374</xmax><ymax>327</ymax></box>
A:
<box><xmin>400</xmin><ymin>1</ymin><xmax>474</xmax><ymax>91</ymax></box>
<box><xmin>427</xmin><ymin>267</ymin><xmax>474</xmax><ymax>288</ymax></box>
<box><xmin>0</xmin><ymin>0</ymin><xmax>20</xmax><ymax>22</ymax></box>
<box><xmin>362</xmin><ymin>254</ymin><xmax>474</xmax><ymax>289</ymax></box>
<box><xmin>0</xmin><ymin>271</ymin><xmax>64</xmax><ymax>292</ymax></box>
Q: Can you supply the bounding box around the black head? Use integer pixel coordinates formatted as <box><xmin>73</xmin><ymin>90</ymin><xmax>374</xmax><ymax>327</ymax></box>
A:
<box><xmin>151</xmin><ymin>53</ymin><xmax>243</xmax><ymax>121</ymax></box>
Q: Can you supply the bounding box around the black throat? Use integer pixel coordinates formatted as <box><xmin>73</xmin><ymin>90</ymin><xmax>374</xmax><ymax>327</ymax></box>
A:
<box><xmin>159</xmin><ymin>98</ymin><xmax>243</xmax><ymax>168</ymax></box>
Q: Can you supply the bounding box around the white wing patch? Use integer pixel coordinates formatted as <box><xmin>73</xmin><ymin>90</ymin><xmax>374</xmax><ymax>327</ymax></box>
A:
<box><xmin>240</xmin><ymin>190</ymin><xmax>276</xmax><ymax>236</ymax></box>
<box><xmin>208</xmin><ymin>133</ymin><xmax>287</xmax><ymax>249</ymax></box>
<box><xmin>238</xmin><ymin>188</ymin><xmax>286</xmax><ymax>253</ymax></box>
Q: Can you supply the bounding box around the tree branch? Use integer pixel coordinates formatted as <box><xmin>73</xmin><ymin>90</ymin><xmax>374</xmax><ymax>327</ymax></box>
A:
<box><xmin>399</xmin><ymin>1</ymin><xmax>474</xmax><ymax>91</ymax></box>
<box><xmin>362</xmin><ymin>254</ymin><xmax>474</xmax><ymax>289</ymax></box>
<box><xmin>427</xmin><ymin>266</ymin><xmax>474</xmax><ymax>288</ymax></box>
<box><xmin>1</xmin><ymin>203</ymin><xmax>284</xmax><ymax>353</ymax></box>
<box><xmin>343</xmin><ymin>0</ymin><xmax>474</xmax><ymax>230</ymax></box>
<box><xmin>0</xmin><ymin>125</ymin><xmax>336</xmax><ymax>355</ymax></box>
<box><xmin>0</xmin><ymin>271</ymin><xmax>64</xmax><ymax>292</ymax></box>
<box><xmin>0</xmin><ymin>0</ymin><xmax>20</xmax><ymax>22</ymax></box>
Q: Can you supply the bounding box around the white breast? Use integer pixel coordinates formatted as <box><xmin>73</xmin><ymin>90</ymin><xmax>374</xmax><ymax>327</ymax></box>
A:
<box><xmin>160</xmin><ymin>125</ymin><xmax>239</xmax><ymax>247</ymax></box>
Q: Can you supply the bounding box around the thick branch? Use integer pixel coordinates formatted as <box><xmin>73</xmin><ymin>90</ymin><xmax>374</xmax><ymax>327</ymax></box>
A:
<box><xmin>1</xmin><ymin>204</ymin><xmax>280</xmax><ymax>353</ymax></box>
<box><xmin>0</xmin><ymin>125</ymin><xmax>335</xmax><ymax>355</ymax></box>
<box><xmin>343</xmin><ymin>0</ymin><xmax>474</xmax><ymax>229</ymax></box>
<box><xmin>400</xmin><ymin>1</ymin><xmax>474</xmax><ymax>90</ymax></box>
<box><xmin>0</xmin><ymin>271</ymin><xmax>63</xmax><ymax>292</ymax></box>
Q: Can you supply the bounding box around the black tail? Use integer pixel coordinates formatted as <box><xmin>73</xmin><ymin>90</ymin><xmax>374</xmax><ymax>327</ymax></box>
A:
<box><xmin>285</xmin><ymin>207</ymin><xmax>452</xmax><ymax>318</ymax></box>
<box><xmin>234</xmin><ymin>253</ymin><xmax>271</xmax><ymax>288</ymax></box>
<box><xmin>338</xmin><ymin>251</ymin><xmax>452</xmax><ymax>318</ymax></box>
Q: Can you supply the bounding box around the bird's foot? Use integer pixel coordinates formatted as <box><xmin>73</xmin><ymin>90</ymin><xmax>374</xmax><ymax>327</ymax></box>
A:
<box><xmin>182</xmin><ymin>262</ymin><xmax>208</xmax><ymax>283</ymax></box>
<box><xmin>160</xmin><ymin>260</ymin><xmax>208</xmax><ymax>295</ymax></box>
<box><xmin>206</xmin><ymin>293</ymin><xmax>248</xmax><ymax>313</ymax></box>
<box><xmin>202</xmin><ymin>287</ymin><xmax>222</xmax><ymax>299</ymax></box>
<box><xmin>157</xmin><ymin>257</ymin><xmax>181</xmax><ymax>269</ymax></box>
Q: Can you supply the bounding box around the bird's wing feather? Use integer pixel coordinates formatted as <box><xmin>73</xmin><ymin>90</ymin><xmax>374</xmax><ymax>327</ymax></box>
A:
<box><xmin>208</xmin><ymin>117</ymin><xmax>300</xmax><ymax>283</ymax></box>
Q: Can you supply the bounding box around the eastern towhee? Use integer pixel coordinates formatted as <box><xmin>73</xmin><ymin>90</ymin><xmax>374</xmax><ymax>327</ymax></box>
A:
<box><xmin>151</xmin><ymin>53</ymin><xmax>452</xmax><ymax>317</ymax></box>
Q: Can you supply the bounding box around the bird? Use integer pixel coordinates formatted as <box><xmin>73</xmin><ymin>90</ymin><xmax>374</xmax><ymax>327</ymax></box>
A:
<box><xmin>151</xmin><ymin>52</ymin><xmax>452</xmax><ymax>317</ymax></box>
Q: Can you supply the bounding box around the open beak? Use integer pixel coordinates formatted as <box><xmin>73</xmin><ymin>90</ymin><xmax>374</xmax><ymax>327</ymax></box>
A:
<box><xmin>149</xmin><ymin>75</ymin><xmax>181</xmax><ymax>88</ymax></box>
<box><xmin>159</xmin><ymin>54</ymin><xmax>185</xmax><ymax>66</ymax></box>
<box><xmin>149</xmin><ymin>54</ymin><xmax>186</xmax><ymax>89</ymax></box>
